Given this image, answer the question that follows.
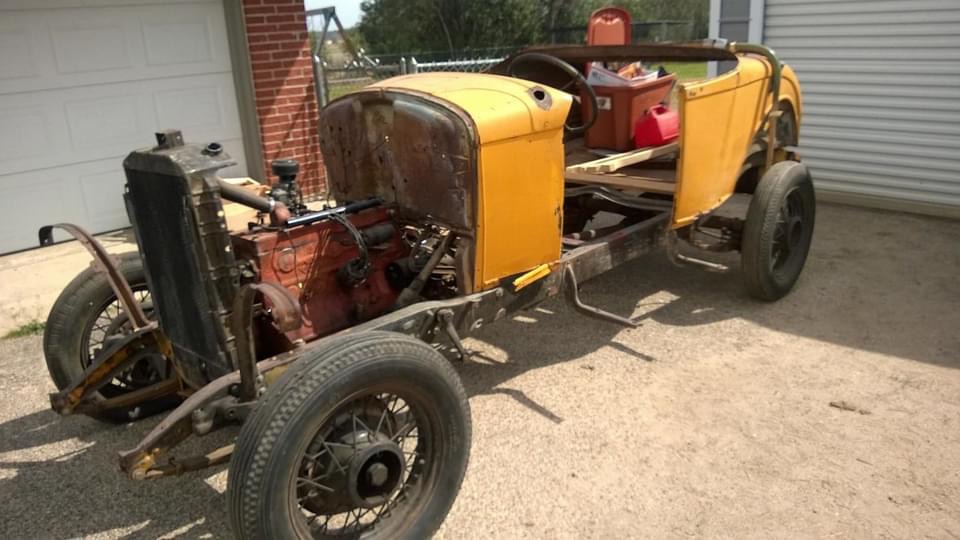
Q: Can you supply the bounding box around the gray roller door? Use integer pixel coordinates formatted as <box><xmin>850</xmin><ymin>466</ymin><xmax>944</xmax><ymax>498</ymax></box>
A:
<box><xmin>763</xmin><ymin>0</ymin><xmax>960</xmax><ymax>216</ymax></box>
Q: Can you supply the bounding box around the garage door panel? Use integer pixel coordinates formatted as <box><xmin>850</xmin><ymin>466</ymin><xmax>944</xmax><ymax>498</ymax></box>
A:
<box><xmin>142</xmin><ymin>12</ymin><xmax>217</xmax><ymax>66</ymax></box>
<box><xmin>0</xmin><ymin>2</ymin><xmax>232</xmax><ymax>95</ymax></box>
<box><xmin>0</xmin><ymin>169</ymin><xmax>84</xmax><ymax>251</ymax></box>
<box><xmin>0</xmin><ymin>0</ymin><xmax>247</xmax><ymax>253</ymax></box>
<box><xmin>52</xmin><ymin>23</ymin><xmax>135</xmax><ymax>74</ymax></box>
<box><xmin>0</xmin><ymin>106</ymin><xmax>56</xmax><ymax>163</ymax></box>
<box><xmin>154</xmin><ymin>86</ymin><xmax>226</xmax><ymax>131</ymax></box>
<box><xmin>79</xmin><ymin>168</ymin><xmax>128</xmax><ymax>231</ymax></box>
<box><xmin>0</xmin><ymin>73</ymin><xmax>242</xmax><ymax>177</ymax></box>
<box><xmin>0</xmin><ymin>135</ymin><xmax>246</xmax><ymax>252</ymax></box>
<box><xmin>0</xmin><ymin>28</ymin><xmax>38</xmax><ymax>81</ymax></box>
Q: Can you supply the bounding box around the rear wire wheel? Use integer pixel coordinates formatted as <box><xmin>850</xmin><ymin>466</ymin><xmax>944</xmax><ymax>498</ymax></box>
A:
<box><xmin>741</xmin><ymin>161</ymin><xmax>816</xmax><ymax>300</ymax></box>
<box><xmin>228</xmin><ymin>331</ymin><xmax>471</xmax><ymax>540</ymax></box>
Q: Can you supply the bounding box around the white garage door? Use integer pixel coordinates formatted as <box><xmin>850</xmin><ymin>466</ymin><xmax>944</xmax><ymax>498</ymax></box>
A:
<box><xmin>0</xmin><ymin>0</ymin><xmax>247</xmax><ymax>253</ymax></box>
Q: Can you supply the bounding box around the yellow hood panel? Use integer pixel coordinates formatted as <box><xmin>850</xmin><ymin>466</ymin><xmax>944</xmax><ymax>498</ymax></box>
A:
<box><xmin>371</xmin><ymin>72</ymin><xmax>573</xmax><ymax>143</ymax></box>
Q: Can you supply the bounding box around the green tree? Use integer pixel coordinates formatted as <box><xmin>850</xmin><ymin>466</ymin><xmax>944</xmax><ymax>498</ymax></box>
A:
<box><xmin>357</xmin><ymin>0</ymin><xmax>548</xmax><ymax>54</ymax></box>
<box><xmin>356</xmin><ymin>0</ymin><xmax>709</xmax><ymax>55</ymax></box>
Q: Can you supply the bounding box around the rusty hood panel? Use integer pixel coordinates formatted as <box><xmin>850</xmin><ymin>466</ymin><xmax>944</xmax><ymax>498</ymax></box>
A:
<box><xmin>319</xmin><ymin>89</ymin><xmax>476</xmax><ymax>233</ymax></box>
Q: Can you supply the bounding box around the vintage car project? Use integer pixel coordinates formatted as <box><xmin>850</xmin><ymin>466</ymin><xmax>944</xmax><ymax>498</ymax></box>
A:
<box><xmin>39</xmin><ymin>41</ymin><xmax>813</xmax><ymax>539</ymax></box>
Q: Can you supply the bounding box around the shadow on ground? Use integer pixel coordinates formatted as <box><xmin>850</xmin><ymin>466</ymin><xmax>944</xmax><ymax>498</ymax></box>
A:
<box><xmin>1</xmin><ymin>203</ymin><xmax>957</xmax><ymax>538</ymax></box>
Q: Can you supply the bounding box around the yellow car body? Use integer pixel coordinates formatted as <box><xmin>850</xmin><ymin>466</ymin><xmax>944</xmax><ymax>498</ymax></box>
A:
<box><xmin>324</xmin><ymin>42</ymin><xmax>802</xmax><ymax>292</ymax></box>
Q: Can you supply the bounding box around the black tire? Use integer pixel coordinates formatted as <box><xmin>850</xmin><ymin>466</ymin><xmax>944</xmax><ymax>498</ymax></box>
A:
<box><xmin>228</xmin><ymin>331</ymin><xmax>471</xmax><ymax>540</ymax></box>
<box><xmin>43</xmin><ymin>252</ymin><xmax>178</xmax><ymax>422</ymax></box>
<box><xmin>741</xmin><ymin>161</ymin><xmax>816</xmax><ymax>301</ymax></box>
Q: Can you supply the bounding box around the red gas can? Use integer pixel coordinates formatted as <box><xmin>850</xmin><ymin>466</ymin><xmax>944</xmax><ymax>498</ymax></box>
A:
<box><xmin>633</xmin><ymin>105</ymin><xmax>679</xmax><ymax>148</ymax></box>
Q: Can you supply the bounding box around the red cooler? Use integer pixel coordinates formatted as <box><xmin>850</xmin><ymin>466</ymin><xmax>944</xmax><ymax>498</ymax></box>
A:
<box><xmin>581</xmin><ymin>73</ymin><xmax>676</xmax><ymax>152</ymax></box>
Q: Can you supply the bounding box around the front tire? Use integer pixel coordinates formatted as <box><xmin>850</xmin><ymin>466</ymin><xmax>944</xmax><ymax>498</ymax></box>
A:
<box><xmin>741</xmin><ymin>161</ymin><xmax>816</xmax><ymax>301</ymax></box>
<box><xmin>228</xmin><ymin>331</ymin><xmax>471</xmax><ymax>540</ymax></box>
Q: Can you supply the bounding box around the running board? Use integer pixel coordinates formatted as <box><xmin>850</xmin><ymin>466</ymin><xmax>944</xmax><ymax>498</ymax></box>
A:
<box><xmin>563</xmin><ymin>267</ymin><xmax>640</xmax><ymax>328</ymax></box>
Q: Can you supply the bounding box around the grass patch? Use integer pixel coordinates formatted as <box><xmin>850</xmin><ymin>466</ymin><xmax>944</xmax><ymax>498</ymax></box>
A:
<box><xmin>4</xmin><ymin>320</ymin><xmax>45</xmax><ymax>339</ymax></box>
<box><xmin>658</xmin><ymin>61</ymin><xmax>707</xmax><ymax>82</ymax></box>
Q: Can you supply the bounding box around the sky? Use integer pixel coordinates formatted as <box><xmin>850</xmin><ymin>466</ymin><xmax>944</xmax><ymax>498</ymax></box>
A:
<box><xmin>304</xmin><ymin>0</ymin><xmax>363</xmax><ymax>28</ymax></box>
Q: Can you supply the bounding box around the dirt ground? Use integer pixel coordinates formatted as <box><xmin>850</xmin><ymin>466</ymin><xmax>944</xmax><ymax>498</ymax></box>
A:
<box><xmin>1</xmin><ymin>202</ymin><xmax>958</xmax><ymax>539</ymax></box>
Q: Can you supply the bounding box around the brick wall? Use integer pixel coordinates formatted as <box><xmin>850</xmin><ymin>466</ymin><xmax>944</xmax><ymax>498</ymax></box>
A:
<box><xmin>242</xmin><ymin>0</ymin><xmax>324</xmax><ymax>196</ymax></box>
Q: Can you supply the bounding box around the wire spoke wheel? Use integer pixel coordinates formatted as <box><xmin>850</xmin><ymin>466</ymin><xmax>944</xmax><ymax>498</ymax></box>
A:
<box><xmin>81</xmin><ymin>288</ymin><xmax>168</xmax><ymax>394</ymax></box>
<box><xmin>228</xmin><ymin>332</ymin><xmax>471</xmax><ymax>540</ymax></box>
<box><xmin>44</xmin><ymin>253</ymin><xmax>180</xmax><ymax>422</ymax></box>
<box><xmin>294</xmin><ymin>392</ymin><xmax>428</xmax><ymax>537</ymax></box>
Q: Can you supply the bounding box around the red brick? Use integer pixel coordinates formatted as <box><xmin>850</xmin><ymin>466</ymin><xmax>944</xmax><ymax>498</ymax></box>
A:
<box><xmin>253</xmin><ymin>77</ymin><xmax>284</xmax><ymax>90</ymax></box>
<box><xmin>246</xmin><ymin>23</ymin><xmax>279</xmax><ymax>33</ymax></box>
<box><xmin>266</xmin><ymin>33</ymin><xmax>307</xmax><ymax>44</ymax></box>
<box><xmin>265</xmin><ymin>14</ymin><xmax>298</xmax><ymax>23</ymax></box>
<box><xmin>249</xmin><ymin>42</ymin><xmax>280</xmax><ymax>52</ymax></box>
<box><xmin>244</xmin><ymin>5</ymin><xmax>276</xmax><ymax>15</ymax></box>
<box><xmin>259</xmin><ymin>114</ymin><xmax>291</xmax><ymax>126</ymax></box>
<box><xmin>261</xmin><ymin>124</ymin><xmax>297</xmax><ymax>136</ymax></box>
<box><xmin>277</xmin><ymin>22</ymin><xmax>306</xmax><ymax>32</ymax></box>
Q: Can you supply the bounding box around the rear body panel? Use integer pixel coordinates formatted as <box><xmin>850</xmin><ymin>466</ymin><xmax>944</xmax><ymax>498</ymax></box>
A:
<box><xmin>674</xmin><ymin>56</ymin><xmax>803</xmax><ymax>227</ymax></box>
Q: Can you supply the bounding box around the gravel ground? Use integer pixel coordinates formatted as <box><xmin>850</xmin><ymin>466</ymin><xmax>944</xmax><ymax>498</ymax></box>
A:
<box><xmin>1</xmin><ymin>203</ymin><xmax>959</xmax><ymax>539</ymax></box>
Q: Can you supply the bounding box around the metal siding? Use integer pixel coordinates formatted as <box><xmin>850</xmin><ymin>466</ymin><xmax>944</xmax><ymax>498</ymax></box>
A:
<box><xmin>764</xmin><ymin>0</ymin><xmax>960</xmax><ymax>209</ymax></box>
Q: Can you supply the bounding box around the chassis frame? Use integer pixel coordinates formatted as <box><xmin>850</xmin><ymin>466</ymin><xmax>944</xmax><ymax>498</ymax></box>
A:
<box><xmin>42</xmin><ymin>206</ymin><xmax>671</xmax><ymax>479</ymax></box>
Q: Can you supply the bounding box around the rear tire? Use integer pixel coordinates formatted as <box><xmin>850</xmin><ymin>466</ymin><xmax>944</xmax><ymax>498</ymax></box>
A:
<box><xmin>43</xmin><ymin>252</ymin><xmax>178</xmax><ymax>422</ymax></box>
<box><xmin>741</xmin><ymin>161</ymin><xmax>816</xmax><ymax>301</ymax></box>
<box><xmin>228</xmin><ymin>331</ymin><xmax>471</xmax><ymax>540</ymax></box>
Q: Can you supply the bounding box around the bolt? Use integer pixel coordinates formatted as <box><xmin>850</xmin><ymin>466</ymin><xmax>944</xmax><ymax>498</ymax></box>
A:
<box><xmin>366</xmin><ymin>462</ymin><xmax>389</xmax><ymax>487</ymax></box>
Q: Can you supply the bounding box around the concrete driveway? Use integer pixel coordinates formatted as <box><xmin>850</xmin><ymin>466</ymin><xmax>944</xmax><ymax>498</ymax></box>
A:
<box><xmin>1</xmin><ymin>203</ymin><xmax>958</xmax><ymax>538</ymax></box>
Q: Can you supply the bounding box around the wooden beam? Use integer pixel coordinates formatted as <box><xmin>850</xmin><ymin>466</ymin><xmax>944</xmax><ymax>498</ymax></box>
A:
<box><xmin>566</xmin><ymin>142</ymin><xmax>679</xmax><ymax>174</ymax></box>
<box><xmin>565</xmin><ymin>170</ymin><xmax>676</xmax><ymax>194</ymax></box>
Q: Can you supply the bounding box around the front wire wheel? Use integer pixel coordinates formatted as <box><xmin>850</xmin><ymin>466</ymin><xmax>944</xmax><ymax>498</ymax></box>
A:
<box><xmin>296</xmin><ymin>392</ymin><xmax>426</xmax><ymax>535</ymax></box>
<box><xmin>43</xmin><ymin>252</ymin><xmax>178</xmax><ymax>422</ymax></box>
<box><xmin>228</xmin><ymin>331</ymin><xmax>471</xmax><ymax>540</ymax></box>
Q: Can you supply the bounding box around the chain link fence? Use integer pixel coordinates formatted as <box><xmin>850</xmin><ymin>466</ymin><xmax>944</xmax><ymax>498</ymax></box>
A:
<box><xmin>307</xmin><ymin>10</ymin><xmax>698</xmax><ymax>107</ymax></box>
<box><xmin>315</xmin><ymin>52</ymin><xmax>509</xmax><ymax>105</ymax></box>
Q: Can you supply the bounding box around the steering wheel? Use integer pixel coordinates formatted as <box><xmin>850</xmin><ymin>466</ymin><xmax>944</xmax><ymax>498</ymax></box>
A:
<box><xmin>506</xmin><ymin>52</ymin><xmax>599</xmax><ymax>135</ymax></box>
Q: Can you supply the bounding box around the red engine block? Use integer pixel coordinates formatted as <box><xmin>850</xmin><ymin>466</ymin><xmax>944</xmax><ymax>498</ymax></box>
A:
<box><xmin>232</xmin><ymin>207</ymin><xmax>408</xmax><ymax>343</ymax></box>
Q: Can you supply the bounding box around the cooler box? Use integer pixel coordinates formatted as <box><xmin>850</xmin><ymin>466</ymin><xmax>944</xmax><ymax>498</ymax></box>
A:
<box><xmin>581</xmin><ymin>73</ymin><xmax>676</xmax><ymax>151</ymax></box>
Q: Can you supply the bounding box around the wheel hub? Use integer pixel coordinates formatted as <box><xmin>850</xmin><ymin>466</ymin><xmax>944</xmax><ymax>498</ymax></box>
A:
<box><xmin>298</xmin><ymin>403</ymin><xmax>409</xmax><ymax>515</ymax></box>
<box><xmin>348</xmin><ymin>440</ymin><xmax>405</xmax><ymax>508</ymax></box>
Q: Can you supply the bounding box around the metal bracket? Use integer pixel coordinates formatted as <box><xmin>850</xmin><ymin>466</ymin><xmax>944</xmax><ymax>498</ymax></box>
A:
<box><xmin>231</xmin><ymin>282</ymin><xmax>302</xmax><ymax>402</ymax></box>
<box><xmin>49</xmin><ymin>323</ymin><xmax>175</xmax><ymax>415</ymax></box>
<box><xmin>664</xmin><ymin>229</ymin><xmax>730</xmax><ymax>272</ymax></box>
<box><xmin>562</xmin><ymin>266</ymin><xmax>639</xmax><ymax>328</ymax></box>
<box><xmin>118</xmin><ymin>350</ymin><xmax>302</xmax><ymax>480</ymax></box>
<box><xmin>39</xmin><ymin>223</ymin><xmax>149</xmax><ymax>329</ymax></box>
<box><xmin>437</xmin><ymin>309</ymin><xmax>470</xmax><ymax>361</ymax></box>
